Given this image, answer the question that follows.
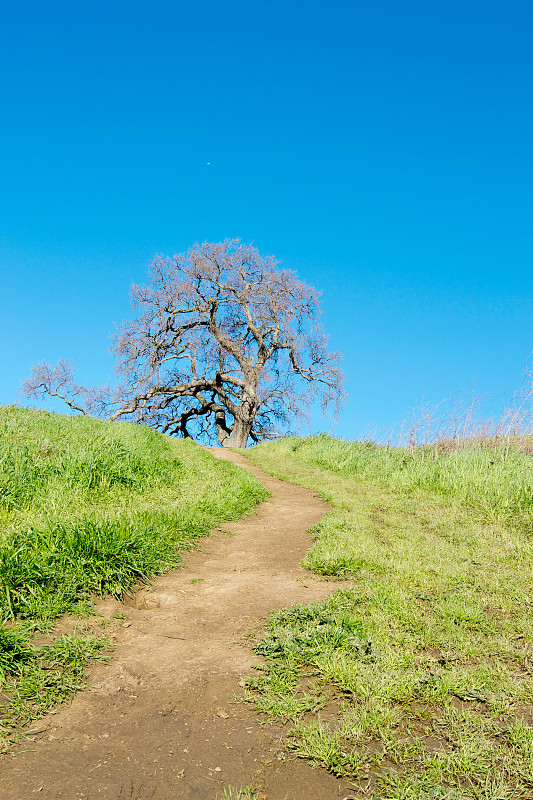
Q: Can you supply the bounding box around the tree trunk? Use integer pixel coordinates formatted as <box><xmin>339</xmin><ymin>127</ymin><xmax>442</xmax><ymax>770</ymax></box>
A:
<box><xmin>224</xmin><ymin>417</ymin><xmax>253</xmax><ymax>448</ymax></box>
<box><xmin>221</xmin><ymin>390</ymin><xmax>257</xmax><ymax>448</ymax></box>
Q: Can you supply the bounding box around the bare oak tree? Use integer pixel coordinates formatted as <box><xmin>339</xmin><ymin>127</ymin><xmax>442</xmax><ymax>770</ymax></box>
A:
<box><xmin>23</xmin><ymin>239</ymin><xmax>343</xmax><ymax>447</ymax></box>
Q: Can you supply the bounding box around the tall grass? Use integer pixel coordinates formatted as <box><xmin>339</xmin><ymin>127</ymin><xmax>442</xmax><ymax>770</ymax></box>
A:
<box><xmin>0</xmin><ymin>405</ymin><xmax>266</xmax><ymax>625</ymax></box>
<box><xmin>0</xmin><ymin>406</ymin><xmax>266</xmax><ymax>745</ymax></box>
<box><xmin>1</xmin><ymin>405</ymin><xmax>189</xmax><ymax>521</ymax></box>
<box><xmin>382</xmin><ymin>379</ymin><xmax>533</xmax><ymax>448</ymax></box>
<box><xmin>263</xmin><ymin>434</ymin><xmax>533</xmax><ymax>532</ymax></box>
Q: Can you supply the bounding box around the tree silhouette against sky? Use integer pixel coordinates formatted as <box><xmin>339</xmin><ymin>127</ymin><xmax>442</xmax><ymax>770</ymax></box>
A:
<box><xmin>24</xmin><ymin>240</ymin><xmax>343</xmax><ymax>447</ymax></box>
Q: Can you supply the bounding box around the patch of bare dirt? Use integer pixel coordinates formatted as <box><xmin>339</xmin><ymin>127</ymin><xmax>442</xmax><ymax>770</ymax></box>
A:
<box><xmin>0</xmin><ymin>448</ymin><xmax>357</xmax><ymax>800</ymax></box>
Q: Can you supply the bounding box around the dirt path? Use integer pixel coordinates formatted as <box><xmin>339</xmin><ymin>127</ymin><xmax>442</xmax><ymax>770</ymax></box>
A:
<box><xmin>1</xmin><ymin>449</ymin><xmax>354</xmax><ymax>800</ymax></box>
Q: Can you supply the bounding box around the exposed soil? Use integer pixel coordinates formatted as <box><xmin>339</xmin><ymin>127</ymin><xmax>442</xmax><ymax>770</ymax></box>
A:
<box><xmin>0</xmin><ymin>448</ymin><xmax>357</xmax><ymax>800</ymax></box>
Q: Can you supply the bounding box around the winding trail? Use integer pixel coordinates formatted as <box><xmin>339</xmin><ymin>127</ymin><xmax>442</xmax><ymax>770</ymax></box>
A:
<box><xmin>1</xmin><ymin>448</ymin><xmax>352</xmax><ymax>800</ymax></box>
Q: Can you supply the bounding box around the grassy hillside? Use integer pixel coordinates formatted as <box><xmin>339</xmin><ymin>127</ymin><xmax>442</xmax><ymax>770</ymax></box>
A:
<box><xmin>245</xmin><ymin>435</ymin><xmax>533</xmax><ymax>800</ymax></box>
<box><xmin>264</xmin><ymin>434</ymin><xmax>533</xmax><ymax>531</ymax></box>
<box><xmin>0</xmin><ymin>406</ymin><xmax>266</xmax><ymax>747</ymax></box>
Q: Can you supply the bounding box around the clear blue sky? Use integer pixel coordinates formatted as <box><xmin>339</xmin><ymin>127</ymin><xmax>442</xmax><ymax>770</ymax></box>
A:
<box><xmin>2</xmin><ymin>0</ymin><xmax>532</xmax><ymax>440</ymax></box>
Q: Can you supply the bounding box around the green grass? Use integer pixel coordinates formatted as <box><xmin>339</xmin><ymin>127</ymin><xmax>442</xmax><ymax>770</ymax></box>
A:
<box><xmin>259</xmin><ymin>434</ymin><xmax>533</xmax><ymax>532</ymax></box>
<box><xmin>215</xmin><ymin>787</ymin><xmax>263</xmax><ymax>800</ymax></box>
<box><xmin>0</xmin><ymin>624</ymin><xmax>110</xmax><ymax>752</ymax></box>
<box><xmin>0</xmin><ymin>406</ymin><xmax>267</xmax><ymax>747</ymax></box>
<box><xmin>244</xmin><ymin>435</ymin><xmax>533</xmax><ymax>800</ymax></box>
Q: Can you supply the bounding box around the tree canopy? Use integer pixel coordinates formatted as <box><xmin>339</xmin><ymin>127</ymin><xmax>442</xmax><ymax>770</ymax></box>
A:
<box><xmin>24</xmin><ymin>239</ymin><xmax>343</xmax><ymax>447</ymax></box>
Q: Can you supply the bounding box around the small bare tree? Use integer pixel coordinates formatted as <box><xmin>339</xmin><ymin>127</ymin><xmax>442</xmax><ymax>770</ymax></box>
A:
<box><xmin>23</xmin><ymin>239</ymin><xmax>343</xmax><ymax>447</ymax></box>
<box><xmin>22</xmin><ymin>360</ymin><xmax>111</xmax><ymax>419</ymax></box>
<box><xmin>22</xmin><ymin>360</ymin><xmax>90</xmax><ymax>416</ymax></box>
